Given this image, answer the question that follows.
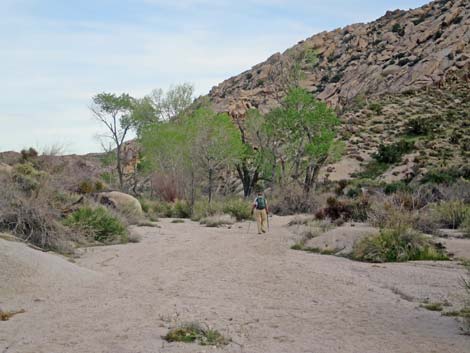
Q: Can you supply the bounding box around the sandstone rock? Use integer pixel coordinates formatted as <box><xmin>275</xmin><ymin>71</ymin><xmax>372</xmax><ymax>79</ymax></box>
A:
<box><xmin>96</xmin><ymin>191</ymin><xmax>143</xmax><ymax>218</ymax></box>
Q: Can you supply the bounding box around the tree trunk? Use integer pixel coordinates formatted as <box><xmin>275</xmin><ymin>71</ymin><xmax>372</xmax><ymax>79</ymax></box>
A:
<box><xmin>116</xmin><ymin>144</ymin><xmax>123</xmax><ymax>191</ymax></box>
<box><xmin>208</xmin><ymin>168</ymin><xmax>213</xmax><ymax>204</ymax></box>
<box><xmin>190</xmin><ymin>170</ymin><xmax>195</xmax><ymax>208</ymax></box>
<box><xmin>236</xmin><ymin>163</ymin><xmax>258</xmax><ymax>198</ymax></box>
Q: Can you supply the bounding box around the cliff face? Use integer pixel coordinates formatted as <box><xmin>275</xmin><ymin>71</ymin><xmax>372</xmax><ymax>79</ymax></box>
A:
<box><xmin>209</xmin><ymin>0</ymin><xmax>469</xmax><ymax>117</ymax></box>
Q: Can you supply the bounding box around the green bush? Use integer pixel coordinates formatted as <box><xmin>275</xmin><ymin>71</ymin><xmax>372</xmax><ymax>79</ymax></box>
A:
<box><xmin>77</xmin><ymin>179</ymin><xmax>107</xmax><ymax>194</ymax></box>
<box><xmin>368</xmin><ymin>102</ymin><xmax>384</xmax><ymax>115</ymax></box>
<box><xmin>384</xmin><ymin>181</ymin><xmax>411</xmax><ymax>195</ymax></box>
<box><xmin>392</xmin><ymin>23</ymin><xmax>405</xmax><ymax>36</ymax></box>
<box><xmin>172</xmin><ymin>199</ymin><xmax>191</xmax><ymax>218</ymax></box>
<box><xmin>373</xmin><ymin>140</ymin><xmax>414</xmax><ymax>164</ymax></box>
<box><xmin>12</xmin><ymin>162</ymin><xmax>46</xmax><ymax>193</ymax></box>
<box><xmin>432</xmin><ymin>200</ymin><xmax>470</xmax><ymax>229</ymax></box>
<box><xmin>20</xmin><ymin>147</ymin><xmax>38</xmax><ymax>161</ymax></box>
<box><xmin>78</xmin><ymin>180</ymin><xmax>95</xmax><ymax>194</ymax></box>
<box><xmin>406</xmin><ymin>117</ymin><xmax>433</xmax><ymax>135</ymax></box>
<box><xmin>164</xmin><ymin>322</ymin><xmax>229</xmax><ymax>346</ymax></box>
<box><xmin>421</xmin><ymin>167</ymin><xmax>470</xmax><ymax>185</ymax></box>
<box><xmin>64</xmin><ymin>206</ymin><xmax>127</xmax><ymax>243</ymax></box>
<box><xmin>222</xmin><ymin>199</ymin><xmax>252</xmax><ymax>221</ymax></box>
<box><xmin>352</xmin><ymin>227</ymin><xmax>448</xmax><ymax>263</ymax></box>
<box><xmin>191</xmin><ymin>200</ymin><xmax>219</xmax><ymax>221</ymax></box>
<box><xmin>352</xmin><ymin>161</ymin><xmax>389</xmax><ymax>179</ymax></box>
<box><xmin>154</xmin><ymin>202</ymin><xmax>173</xmax><ymax>218</ymax></box>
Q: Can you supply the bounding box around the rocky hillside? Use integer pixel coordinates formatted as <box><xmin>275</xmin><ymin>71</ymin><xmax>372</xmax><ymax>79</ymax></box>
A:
<box><xmin>210</xmin><ymin>0</ymin><xmax>468</xmax><ymax>113</ymax></box>
<box><xmin>209</xmin><ymin>0</ymin><xmax>469</xmax><ymax>182</ymax></box>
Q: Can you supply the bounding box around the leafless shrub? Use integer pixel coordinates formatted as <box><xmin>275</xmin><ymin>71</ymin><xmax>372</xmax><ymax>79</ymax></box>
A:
<box><xmin>439</xmin><ymin>180</ymin><xmax>470</xmax><ymax>203</ymax></box>
<box><xmin>270</xmin><ymin>185</ymin><xmax>323</xmax><ymax>215</ymax></box>
<box><xmin>150</xmin><ymin>173</ymin><xmax>184</xmax><ymax>202</ymax></box>
<box><xmin>0</xmin><ymin>182</ymin><xmax>75</xmax><ymax>253</ymax></box>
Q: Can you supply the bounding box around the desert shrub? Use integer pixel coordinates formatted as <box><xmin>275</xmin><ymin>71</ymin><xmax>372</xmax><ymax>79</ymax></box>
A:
<box><xmin>406</xmin><ymin>117</ymin><xmax>433</xmax><ymax>135</ymax></box>
<box><xmin>269</xmin><ymin>185</ymin><xmax>319</xmax><ymax>215</ymax></box>
<box><xmin>20</xmin><ymin>147</ymin><xmax>38</xmax><ymax>161</ymax></box>
<box><xmin>346</xmin><ymin>187</ymin><xmax>361</xmax><ymax>198</ymax></box>
<box><xmin>315</xmin><ymin>196</ymin><xmax>368</xmax><ymax>222</ymax></box>
<box><xmin>12</xmin><ymin>162</ymin><xmax>46</xmax><ymax>193</ymax></box>
<box><xmin>432</xmin><ymin>200</ymin><xmax>470</xmax><ymax>229</ymax></box>
<box><xmin>349</xmin><ymin>197</ymin><xmax>370</xmax><ymax>222</ymax></box>
<box><xmin>352</xmin><ymin>160</ymin><xmax>389</xmax><ymax>179</ymax></box>
<box><xmin>200</xmin><ymin>214</ymin><xmax>235</xmax><ymax>227</ymax></box>
<box><xmin>78</xmin><ymin>180</ymin><xmax>95</xmax><ymax>194</ymax></box>
<box><xmin>352</xmin><ymin>227</ymin><xmax>448</xmax><ymax>263</ymax></box>
<box><xmin>172</xmin><ymin>199</ymin><xmax>191</xmax><ymax>218</ymax></box>
<box><xmin>138</xmin><ymin>198</ymin><xmax>159</xmax><ymax>221</ymax></box>
<box><xmin>439</xmin><ymin>180</ymin><xmax>470</xmax><ymax>203</ymax></box>
<box><xmin>373</xmin><ymin>140</ymin><xmax>414</xmax><ymax>164</ymax></box>
<box><xmin>153</xmin><ymin>201</ymin><xmax>174</xmax><ymax>218</ymax></box>
<box><xmin>288</xmin><ymin>215</ymin><xmax>316</xmax><ymax>226</ymax></box>
<box><xmin>0</xmin><ymin>183</ymin><xmax>73</xmax><ymax>253</ymax></box>
<box><xmin>368</xmin><ymin>102</ymin><xmax>384</xmax><ymax>115</ymax></box>
<box><xmin>164</xmin><ymin>322</ymin><xmax>229</xmax><ymax>347</ymax></box>
<box><xmin>335</xmin><ymin>179</ymin><xmax>349</xmax><ymax>195</ymax></box>
<box><xmin>150</xmin><ymin>173</ymin><xmax>183</xmax><ymax>202</ymax></box>
<box><xmin>316</xmin><ymin>197</ymin><xmax>351</xmax><ymax>220</ymax></box>
<box><xmin>77</xmin><ymin>179</ymin><xmax>107</xmax><ymax>194</ymax></box>
<box><xmin>367</xmin><ymin>201</ymin><xmax>416</xmax><ymax>229</ymax></box>
<box><xmin>222</xmin><ymin>199</ymin><xmax>252</xmax><ymax>221</ymax></box>
<box><xmin>392</xmin><ymin>23</ymin><xmax>405</xmax><ymax>36</ymax></box>
<box><xmin>421</xmin><ymin>167</ymin><xmax>470</xmax><ymax>185</ymax></box>
<box><xmin>414</xmin><ymin>210</ymin><xmax>439</xmax><ymax>235</ymax></box>
<box><xmin>384</xmin><ymin>181</ymin><xmax>411</xmax><ymax>195</ymax></box>
<box><xmin>191</xmin><ymin>200</ymin><xmax>219</xmax><ymax>221</ymax></box>
<box><xmin>64</xmin><ymin>206</ymin><xmax>127</xmax><ymax>243</ymax></box>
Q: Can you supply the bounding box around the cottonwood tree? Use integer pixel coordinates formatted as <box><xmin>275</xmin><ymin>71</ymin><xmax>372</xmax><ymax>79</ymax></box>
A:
<box><xmin>131</xmin><ymin>83</ymin><xmax>195</xmax><ymax>135</ymax></box>
<box><xmin>188</xmin><ymin>108</ymin><xmax>244</xmax><ymax>203</ymax></box>
<box><xmin>274</xmin><ymin>87</ymin><xmax>340</xmax><ymax>194</ymax></box>
<box><xmin>141</xmin><ymin>106</ymin><xmax>244</xmax><ymax>204</ymax></box>
<box><xmin>244</xmin><ymin>88</ymin><xmax>340</xmax><ymax>195</ymax></box>
<box><xmin>91</xmin><ymin>93</ymin><xmax>134</xmax><ymax>190</ymax></box>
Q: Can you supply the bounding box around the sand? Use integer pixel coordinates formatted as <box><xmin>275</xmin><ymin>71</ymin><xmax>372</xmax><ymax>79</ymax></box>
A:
<box><xmin>1</xmin><ymin>217</ymin><xmax>469</xmax><ymax>353</ymax></box>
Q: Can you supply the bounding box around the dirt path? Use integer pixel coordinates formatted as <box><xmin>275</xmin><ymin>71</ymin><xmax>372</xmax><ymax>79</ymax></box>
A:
<box><xmin>1</xmin><ymin>217</ymin><xmax>469</xmax><ymax>353</ymax></box>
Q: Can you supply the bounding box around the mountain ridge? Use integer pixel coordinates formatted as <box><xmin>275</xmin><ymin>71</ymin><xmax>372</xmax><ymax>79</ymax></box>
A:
<box><xmin>208</xmin><ymin>0</ymin><xmax>469</xmax><ymax>117</ymax></box>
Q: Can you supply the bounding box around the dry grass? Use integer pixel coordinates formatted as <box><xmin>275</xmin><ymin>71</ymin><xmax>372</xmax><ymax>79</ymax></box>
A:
<box><xmin>200</xmin><ymin>214</ymin><xmax>235</xmax><ymax>228</ymax></box>
<box><xmin>0</xmin><ymin>309</ymin><xmax>25</xmax><ymax>321</ymax></box>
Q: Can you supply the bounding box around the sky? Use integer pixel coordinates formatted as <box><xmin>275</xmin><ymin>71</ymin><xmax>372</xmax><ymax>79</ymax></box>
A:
<box><xmin>0</xmin><ymin>0</ymin><xmax>429</xmax><ymax>154</ymax></box>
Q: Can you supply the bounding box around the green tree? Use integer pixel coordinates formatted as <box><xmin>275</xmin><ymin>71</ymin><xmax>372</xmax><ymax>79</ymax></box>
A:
<box><xmin>188</xmin><ymin>108</ymin><xmax>244</xmax><ymax>203</ymax></box>
<box><xmin>131</xmin><ymin>83</ymin><xmax>195</xmax><ymax>135</ymax></box>
<box><xmin>141</xmin><ymin>106</ymin><xmax>244</xmax><ymax>204</ymax></box>
<box><xmin>277</xmin><ymin>87</ymin><xmax>340</xmax><ymax>194</ymax></box>
<box><xmin>91</xmin><ymin>93</ymin><xmax>134</xmax><ymax>190</ymax></box>
<box><xmin>244</xmin><ymin>88</ymin><xmax>340</xmax><ymax>195</ymax></box>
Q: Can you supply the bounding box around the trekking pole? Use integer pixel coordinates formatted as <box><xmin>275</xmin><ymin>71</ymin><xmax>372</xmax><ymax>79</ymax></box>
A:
<box><xmin>247</xmin><ymin>220</ymin><xmax>251</xmax><ymax>235</ymax></box>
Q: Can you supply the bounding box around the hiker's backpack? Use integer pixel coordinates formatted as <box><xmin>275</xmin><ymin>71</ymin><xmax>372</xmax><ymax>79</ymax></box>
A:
<box><xmin>256</xmin><ymin>196</ymin><xmax>266</xmax><ymax>210</ymax></box>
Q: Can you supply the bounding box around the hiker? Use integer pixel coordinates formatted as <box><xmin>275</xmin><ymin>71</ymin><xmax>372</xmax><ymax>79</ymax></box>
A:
<box><xmin>252</xmin><ymin>192</ymin><xmax>269</xmax><ymax>234</ymax></box>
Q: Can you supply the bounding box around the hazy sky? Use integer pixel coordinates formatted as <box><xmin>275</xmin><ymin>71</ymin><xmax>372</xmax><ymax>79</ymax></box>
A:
<box><xmin>0</xmin><ymin>0</ymin><xmax>429</xmax><ymax>154</ymax></box>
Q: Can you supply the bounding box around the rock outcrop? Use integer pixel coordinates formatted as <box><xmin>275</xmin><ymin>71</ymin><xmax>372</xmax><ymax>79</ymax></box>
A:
<box><xmin>209</xmin><ymin>0</ymin><xmax>469</xmax><ymax>116</ymax></box>
<box><xmin>96</xmin><ymin>191</ymin><xmax>143</xmax><ymax>219</ymax></box>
